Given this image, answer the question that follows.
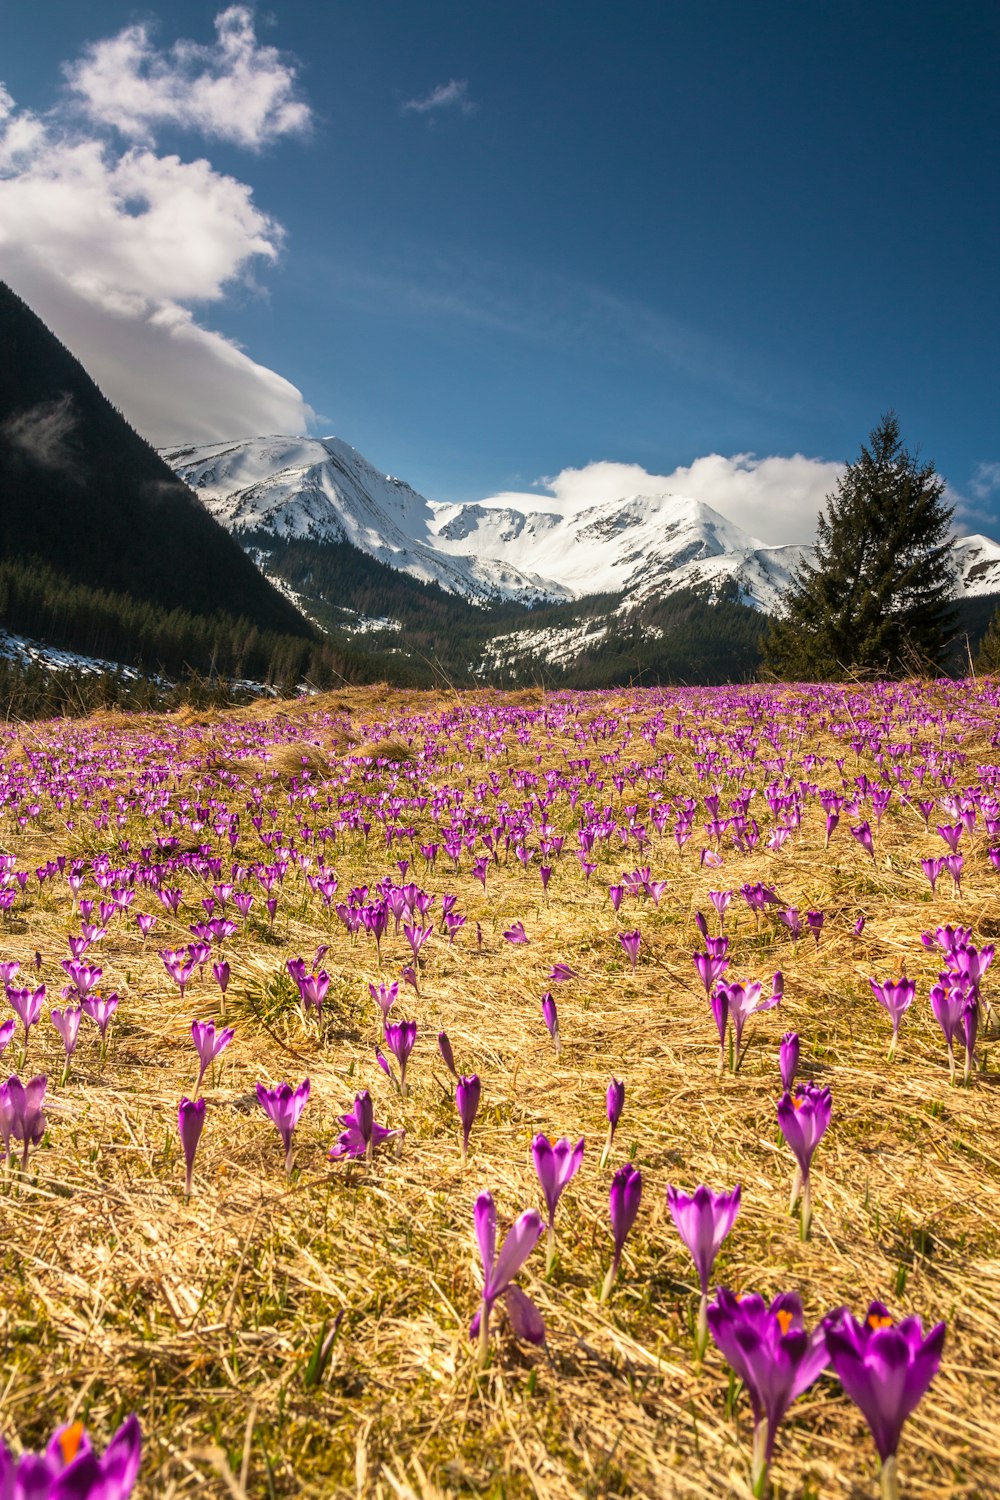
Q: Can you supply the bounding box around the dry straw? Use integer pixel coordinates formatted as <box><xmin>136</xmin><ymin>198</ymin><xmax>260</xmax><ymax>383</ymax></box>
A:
<box><xmin>0</xmin><ymin>681</ymin><xmax>998</xmax><ymax>1497</ymax></box>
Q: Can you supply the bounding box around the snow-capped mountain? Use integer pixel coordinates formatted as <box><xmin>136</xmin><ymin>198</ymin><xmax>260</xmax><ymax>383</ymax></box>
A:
<box><xmin>162</xmin><ymin>434</ymin><xmax>1000</xmax><ymax>614</ymax></box>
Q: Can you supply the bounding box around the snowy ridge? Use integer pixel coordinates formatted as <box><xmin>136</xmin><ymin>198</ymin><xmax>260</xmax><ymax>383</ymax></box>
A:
<box><xmin>162</xmin><ymin>435</ymin><xmax>1000</xmax><ymax>615</ymax></box>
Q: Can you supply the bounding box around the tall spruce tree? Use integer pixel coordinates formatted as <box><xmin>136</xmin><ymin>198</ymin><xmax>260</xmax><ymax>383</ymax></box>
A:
<box><xmin>764</xmin><ymin>413</ymin><xmax>957</xmax><ymax>678</ymax></box>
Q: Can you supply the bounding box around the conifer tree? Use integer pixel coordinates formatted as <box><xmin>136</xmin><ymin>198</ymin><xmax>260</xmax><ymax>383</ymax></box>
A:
<box><xmin>764</xmin><ymin>413</ymin><xmax>957</xmax><ymax>678</ymax></box>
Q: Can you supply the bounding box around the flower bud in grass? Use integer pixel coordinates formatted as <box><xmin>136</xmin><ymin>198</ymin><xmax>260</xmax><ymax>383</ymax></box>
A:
<box><xmin>438</xmin><ymin>1030</ymin><xmax>457</xmax><ymax>1077</ymax></box>
<box><xmin>541</xmin><ymin>992</ymin><xmax>560</xmax><ymax>1056</ymax></box>
<box><xmin>456</xmin><ymin>1074</ymin><xmax>481</xmax><ymax>1164</ymax></box>
<box><xmin>824</xmin><ymin>1302</ymin><xmax>945</xmax><ymax>1500</ymax></box>
<box><xmin>178</xmin><ymin>1096</ymin><xmax>206</xmax><ymax>1196</ymax></box>
<box><xmin>600</xmin><ymin>1077</ymin><xmax>625</xmax><ymax>1167</ymax></box>
<box><xmin>384</xmin><ymin>1019</ymin><xmax>417</xmax><ymax>1096</ymax></box>
<box><xmin>779</xmin><ymin>1032</ymin><xmax>799</xmax><ymax>1093</ymax></box>
<box><xmin>601</xmin><ymin>1162</ymin><xmax>642</xmax><ymax>1302</ymax></box>
<box><xmin>666</xmin><ymin>1184</ymin><xmax>741</xmax><ymax>1356</ymax></box>
<box><xmin>0</xmin><ymin>1018</ymin><xmax>15</xmax><ymax>1059</ymax></box>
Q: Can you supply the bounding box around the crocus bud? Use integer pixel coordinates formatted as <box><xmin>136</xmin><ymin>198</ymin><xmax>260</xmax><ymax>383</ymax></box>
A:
<box><xmin>600</xmin><ymin>1076</ymin><xmax>625</xmax><ymax>1167</ymax></box>
<box><xmin>438</xmin><ymin>1030</ymin><xmax>457</xmax><ymax>1077</ymax></box>
<box><xmin>541</xmin><ymin>992</ymin><xmax>560</xmax><ymax>1055</ymax></box>
<box><xmin>779</xmin><ymin>1032</ymin><xmax>799</xmax><ymax>1093</ymax></box>
<box><xmin>178</xmin><ymin>1096</ymin><xmax>206</xmax><ymax>1196</ymax></box>
<box><xmin>456</xmin><ymin>1074</ymin><xmax>481</xmax><ymax>1163</ymax></box>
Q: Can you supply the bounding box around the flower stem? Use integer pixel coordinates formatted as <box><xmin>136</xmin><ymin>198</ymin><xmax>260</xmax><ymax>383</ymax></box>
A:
<box><xmin>477</xmin><ymin>1302</ymin><xmax>490</xmax><ymax>1370</ymax></box>
<box><xmin>751</xmin><ymin>1419</ymin><xmax>769</xmax><ymax>1498</ymax></box>
<box><xmin>800</xmin><ymin>1178</ymin><xmax>813</xmax><ymax>1241</ymax></box>
<box><xmin>879</xmin><ymin>1454</ymin><xmax>900</xmax><ymax>1500</ymax></box>
<box><xmin>599</xmin><ymin>1259</ymin><xmax>618</xmax><ymax>1303</ymax></box>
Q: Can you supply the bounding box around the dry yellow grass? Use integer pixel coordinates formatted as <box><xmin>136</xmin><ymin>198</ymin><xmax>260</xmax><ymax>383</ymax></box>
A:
<box><xmin>1</xmin><ymin>682</ymin><xmax>999</xmax><ymax>1498</ymax></box>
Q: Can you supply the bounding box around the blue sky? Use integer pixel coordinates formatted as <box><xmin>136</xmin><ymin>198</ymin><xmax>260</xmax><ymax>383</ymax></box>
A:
<box><xmin>1</xmin><ymin>1</ymin><xmax>998</xmax><ymax>541</ymax></box>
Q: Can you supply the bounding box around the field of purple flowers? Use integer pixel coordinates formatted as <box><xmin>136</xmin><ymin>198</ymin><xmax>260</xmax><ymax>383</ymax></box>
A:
<box><xmin>2</xmin><ymin>679</ymin><xmax>999</xmax><ymax>1498</ymax></box>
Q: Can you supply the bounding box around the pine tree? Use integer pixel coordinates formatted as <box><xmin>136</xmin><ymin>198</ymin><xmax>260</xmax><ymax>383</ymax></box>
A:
<box><xmin>764</xmin><ymin>413</ymin><xmax>957</xmax><ymax>678</ymax></box>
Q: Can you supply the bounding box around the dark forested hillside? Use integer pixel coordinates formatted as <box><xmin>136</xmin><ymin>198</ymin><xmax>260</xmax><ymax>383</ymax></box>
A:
<box><xmin>0</xmin><ymin>281</ymin><xmax>310</xmax><ymax>638</ymax></box>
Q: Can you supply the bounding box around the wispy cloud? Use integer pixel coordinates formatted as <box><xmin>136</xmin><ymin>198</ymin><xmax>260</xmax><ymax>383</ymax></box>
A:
<box><xmin>313</xmin><ymin>248</ymin><xmax>837</xmax><ymax>420</ymax></box>
<box><xmin>401</xmin><ymin>79</ymin><xmax>475</xmax><ymax>117</ymax></box>
<box><xmin>970</xmin><ymin>461</ymin><xmax>1000</xmax><ymax>500</ymax></box>
<box><xmin>0</xmin><ymin>7</ymin><xmax>313</xmax><ymax>444</ymax></box>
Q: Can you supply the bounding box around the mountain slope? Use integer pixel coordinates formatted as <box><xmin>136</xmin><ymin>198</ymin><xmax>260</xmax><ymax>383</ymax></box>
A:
<box><xmin>164</xmin><ymin>433</ymin><xmax>1000</xmax><ymax>616</ymax></box>
<box><xmin>0</xmin><ymin>283</ymin><xmax>312</xmax><ymax>637</ymax></box>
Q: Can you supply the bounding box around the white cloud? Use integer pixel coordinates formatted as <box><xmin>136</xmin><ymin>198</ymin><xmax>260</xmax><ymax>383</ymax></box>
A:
<box><xmin>63</xmin><ymin>6</ymin><xmax>311</xmax><ymax>150</ymax></box>
<box><xmin>0</xmin><ymin>10</ymin><xmax>313</xmax><ymax>445</ymax></box>
<box><xmin>477</xmin><ymin>453</ymin><xmax>845</xmax><ymax>544</ymax></box>
<box><xmin>402</xmin><ymin>79</ymin><xmax>475</xmax><ymax>116</ymax></box>
<box><xmin>970</xmin><ymin>461</ymin><xmax>1000</xmax><ymax>500</ymax></box>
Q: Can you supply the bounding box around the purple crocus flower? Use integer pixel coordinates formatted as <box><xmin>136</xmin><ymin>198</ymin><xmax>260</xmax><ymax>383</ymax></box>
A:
<box><xmin>0</xmin><ymin>1413</ymin><xmax>142</xmax><ymax>1500</ymax></box>
<box><xmin>503</xmin><ymin>921</ymin><xmax>529</xmax><ymax>944</ymax></box>
<box><xmin>710</xmin><ymin>984</ymin><xmax>730</xmax><ymax>1075</ymax></box>
<box><xmin>779</xmin><ymin>1031</ymin><xmax>799</xmax><ymax>1093</ymax></box>
<box><xmin>600</xmin><ymin>1076</ymin><xmax>625</xmax><ymax>1167</ymax></box>
<box><xmin>929</xmin><ymin>978</ymin><xmax>970</xmax><ymax>1083</ymax></box>
<box><xmin>470</xmin><ymin>1191</ymin><xmax>545</xmax><ymax>1367</ymax></box>
<box><xmin>384</xmin><ymin>1018</ymin><xmax>417</xmax><ymax>1095</ymax></box>
<box><xmin>328</xmin><ymin>1088</ymin><xmax>400</xmax><ymax>1162</ymax></box>
<box><xmin>456</xmin><ymin>1073</ymin><xmax>481</xmax><ymax>1164</ymax></box>
<box><xmin>707</xmin><ymin>1288</ymin><xmax>831</xmax><ymax>1499</ymax></box>
<box><xmin>694</xmin><ymin>949</ymin><xmax>730</xmax><ymax>997</ymax></box>
<box><xmin>51</xmin><ymin>1006</ymin><xmax>82</xmax><ymax>1080</ymax></box>
<box><xmin>618</xmin><ymin>930</ymin><xmax>642</xmax><ymax>972</ymax></box>
<box><xmin>256</xmin><ymin>1078</ymin><xmax>310</xmax><ymax>1173</ymax></box>
<box><xmin>777</xmin><ymin>1081</ymin><xmax>832</xmax><ymax>1239</ymax></box>
<box><xmin>212</xmin><ymin>959</ymin><xmax>231</xmax><ymax>998</ymax></box>
<box><xmin>82</xmin><ymin>992</ymin><xmax>119</xmax><ymax>1044</ymax></box>
<box><xmin>824</xmin><ymin>1302</ymin><xmax>945</xmax><ymax>1500</ymax></box>
<box><xmin>5</xmin><ymin>1073</ymin><xmax>47</xmax><ymax>1169</ymax></box>
<box><xmin>869</xmin><ymin>977</ymin><xmax>916</xmax><ymax>1060</ymax></box>
<box><xmin>0</xmin><ymin>1017</ymin><xmax>15</xmax><ymax>1058</ymax></box>
<box><xmin>369</xmin><ymin>981</ymin><xmax>398</xmax><ymax>1036</ymax></box>
<box><xmin>666</xmin><ymin>1184</ymin><xmax>741</xmax><ymax>1354</ymax></box>
<box><xmin>851</xmin><ymin>821</ymin><xmax>875</xmax><ymax>859</ymax></box>
<box><xmin>806</xmin><ymin>910</ymin><xmax>824</xmax><ymax>945</ymax></box>
<box><xmin>601</xmin><ymin>1162</ymin><xmax>642</xmax><ymax>1301</ymax></box>
<box><xmin>437</xmin><ymin>1030</ymin><xmax>457</xmax><ymax>1077</ymax></box>
<box><xmin>7</xmin><ymin>983</ymin><xmax>45</xmax><ymax>1043</ymax></box>
<box><xmin>178</xmin><ymin>1096</ymin><xmax>206</xmax><ymax>1196</ymax></box>
<box><xmin>718</xmin><ymin>975</ymin><xmax>782</xmax><ymax>1070</ymax></box>
<box><xmin>541</xmin><ymin>991</ymin><xmax>560</xmax><ymax>1056</ymax></box>
<box><xmin>532</xmin><ymin>1134</ymin><xmax>584</xmax><ymax>1272</ymax></box>
<box><xmin>191</xmin><ymin>1019</ymin><xmax>234</xmax><ymax>1095</ymax></box>
<box><xmin>548</xmin><ymin>962</ymin><xmax>577</xmax><ymax>983</ymax></box>
<box><xmin>961</xmin><ymin>998</ymin><xmax>978</xmax><ymax>1085</ymax></box>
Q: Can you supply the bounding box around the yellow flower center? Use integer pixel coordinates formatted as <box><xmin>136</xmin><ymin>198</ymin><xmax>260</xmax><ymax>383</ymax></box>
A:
<box><xmin>58</xmin><ymin>1422</ymin><xmax>86</xmax><ymax>1466</ymax></box>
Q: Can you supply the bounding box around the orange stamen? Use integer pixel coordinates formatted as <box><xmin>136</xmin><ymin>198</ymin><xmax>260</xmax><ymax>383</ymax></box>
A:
<box><xmin>58</xmin><ymin>1422</ymin><xmax>85</xmax><ymax>1466</ymax></box>
<box><xmin>776</xmin><ymin>1308</ymin><xmax>794</xmax><ymax>1335</ymax></box>
<box><xmin>867</xmin><ymin>1313</ymin><xmax>893</xmax><ymax>1331</ymax></box>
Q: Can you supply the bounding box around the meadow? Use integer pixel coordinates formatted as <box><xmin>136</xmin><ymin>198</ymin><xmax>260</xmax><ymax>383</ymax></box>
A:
<box><xmin>1</xmin><ymin>679</ymin><xmax>999</xmax><ymax>1499</ymax></box>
